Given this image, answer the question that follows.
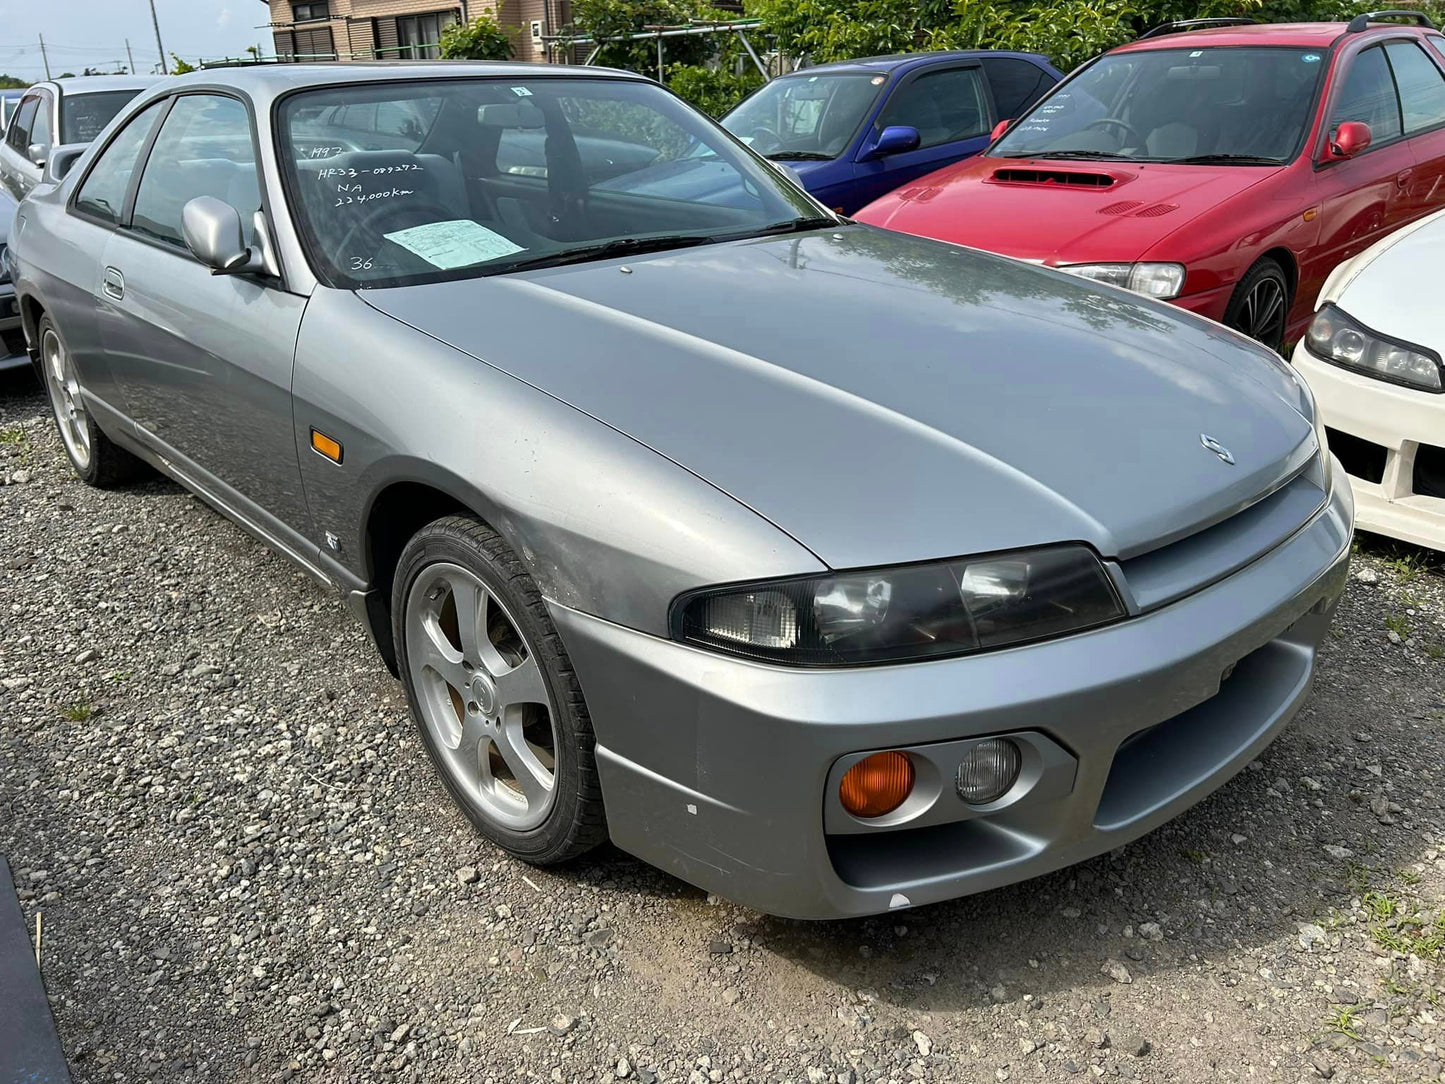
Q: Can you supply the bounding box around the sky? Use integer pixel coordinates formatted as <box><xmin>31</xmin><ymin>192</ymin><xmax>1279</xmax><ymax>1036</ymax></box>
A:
<box><xmin>0</xmin><ymin>0</ymin><xmax>267</xmax><ymax>81</ymax></box>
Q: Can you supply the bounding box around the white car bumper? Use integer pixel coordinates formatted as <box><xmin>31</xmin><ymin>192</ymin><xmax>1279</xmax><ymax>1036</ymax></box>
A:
<box><xmin>1293</xmin><ymin>340</ymin><xmax>1445</xmax><ymax>551</ymax></box>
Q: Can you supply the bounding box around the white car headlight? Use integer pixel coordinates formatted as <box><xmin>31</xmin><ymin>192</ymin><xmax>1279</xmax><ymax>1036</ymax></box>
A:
<box><xmin>1304</xmin><ymin>304</ymin><xmax>1442</xmax><ymax>392</ymax></box>
<box><xmin>1057</xmin><ymin>262</ymin><xmax>1186</xmax><ymax>300</ymax></box>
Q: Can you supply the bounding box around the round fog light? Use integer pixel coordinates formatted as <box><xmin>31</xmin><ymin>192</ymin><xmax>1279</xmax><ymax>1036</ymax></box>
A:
<box><xmin>839</xmin><ymin>751</ymin><xmax>914</xmax><ymax>818</ymax></box>
<box><xmin>957</xmin><ymin>738</ymin><xmax>1022</xmax><ymax>805</ymax></box>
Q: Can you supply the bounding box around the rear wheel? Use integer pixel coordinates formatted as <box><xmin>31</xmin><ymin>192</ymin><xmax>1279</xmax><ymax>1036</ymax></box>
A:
<box><xmin>392</xmin><ymin>514</ymin><xmax>607</xmax><ymax>864</ymax></box>
<box><xmin>38</xmin><ymin>315</ymin><xmax>146</xmax><ymax>487</ymax></box>
<box><xmin>1223</xmin><ymin>258</ymin><xmax>1291</xmax><ymax>353</ymax></box>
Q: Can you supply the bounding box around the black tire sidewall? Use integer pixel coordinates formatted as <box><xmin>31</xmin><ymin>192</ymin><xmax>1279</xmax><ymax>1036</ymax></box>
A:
<box><xmin>391</xmin><ymin>516</ymin><xmax>604</xmax><ymax>864</ymax></box>
<box><xmin>1224</xmin><ymin>259</ymin><xmax>1290</xmax><ymax>352</ymax></box>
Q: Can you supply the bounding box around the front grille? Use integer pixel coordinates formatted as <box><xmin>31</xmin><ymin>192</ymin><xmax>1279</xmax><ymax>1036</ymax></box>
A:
<box><xmin>1413</xmin><ymin>443</ymin><xmax>1445</xmax><ymax>499</ymax></box>
<box><xmin>1327</xmin><ymin>428</ymin><xmax>1387</xmax><ymax>484</ymax></box>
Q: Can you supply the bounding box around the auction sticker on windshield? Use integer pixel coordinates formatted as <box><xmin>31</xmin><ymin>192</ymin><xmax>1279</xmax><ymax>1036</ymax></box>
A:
<box><xmin>383</xmin><ymin>220</ymin><xmax>525</xmax><ymax>270</ymax></box>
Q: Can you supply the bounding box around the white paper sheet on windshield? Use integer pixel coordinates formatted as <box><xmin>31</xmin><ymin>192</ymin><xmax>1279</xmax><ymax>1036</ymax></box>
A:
<box><xmin>382</xmin><ymin>220</ymin><xmax>524</xmax><ymax>270</ymax></box>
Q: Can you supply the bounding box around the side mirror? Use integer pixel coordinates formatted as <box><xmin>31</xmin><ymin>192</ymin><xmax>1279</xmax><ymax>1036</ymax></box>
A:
<box><xmin>42</xmin><ymin>144</ymin><xmax>86</xmax><ymax>185</ymax></box>
<box><xmin>1325</xmin><ymin>120</ymin><xmax>1372</xmax><ymax>161</ymax></box>
<box><xmin>866</xmin><ymin>125</ymin><xmax>921</xmax><ymax>160</ymax></box>
<box><xmin>182</xmin><ymin>196</ymin><xmax>265</xmax><ymax>275</ymax></box>
<box><xmin>27</xmin><ymin>143</ymin><xmax>47</xmax><ymax>167</ymax></box>
<box><xmin>990</xmin><ymin>119</ymin><xmax>1012</xmax><ymax>142</ymax></box>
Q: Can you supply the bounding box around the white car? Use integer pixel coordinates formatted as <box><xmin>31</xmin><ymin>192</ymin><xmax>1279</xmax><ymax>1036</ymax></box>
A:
<box><xmin>1293</xmin><ymin>208</ymin><xmax>1445</xmax><ymax>551</ymax></box>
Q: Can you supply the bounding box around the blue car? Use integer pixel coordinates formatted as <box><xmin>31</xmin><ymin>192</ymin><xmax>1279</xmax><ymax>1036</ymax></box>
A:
<box><xmin>720</xmin><ymin>51</ymin><xmax>1063</xmax><ymax>215</ymax></box>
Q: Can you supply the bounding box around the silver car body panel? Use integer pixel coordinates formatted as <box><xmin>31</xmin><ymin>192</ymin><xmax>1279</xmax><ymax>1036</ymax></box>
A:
<box><xmin>9</xmin><ymin>63</ymin><xmax>1352</xmax><ymax>918</ymax></box>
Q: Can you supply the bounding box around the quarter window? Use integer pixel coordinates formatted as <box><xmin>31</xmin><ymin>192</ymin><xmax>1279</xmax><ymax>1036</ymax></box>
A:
<box><xmin>1330</xmin><ymin>46</ymin><xmax>1403</xmax><ymax>143</ymax></box>
<box><xmin>74</xmin><ymin>100</ymin><xmax>165</xmax><ymax>224</ymax></box>
<box><xmin>979</xmin><ymin>57</ymin><xmax>1053</xmax><ymax>121</ymax></box>
<box><xmin>876</xmin><ymin>67</ymin><xmax>990</xmax><ymax>149</ymax></box>
<box><xmin>131</xmin><ymin>95</ymin><xmax>261</xmax><ymax>248</ymax></box>
<box><xmin>1384</xmin><ymin>41</ymin><xmax>1445</xmax><ymax>134</ymax></box>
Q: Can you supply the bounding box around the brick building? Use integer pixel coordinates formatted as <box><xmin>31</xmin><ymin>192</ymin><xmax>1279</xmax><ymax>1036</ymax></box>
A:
<box><xmin>261</xmin><ymin>0</ymin><xmax>574</xmax><ymax>65</ymax></box>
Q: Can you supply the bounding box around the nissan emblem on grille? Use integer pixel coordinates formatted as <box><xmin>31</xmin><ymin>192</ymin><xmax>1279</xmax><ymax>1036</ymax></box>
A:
<box><xmin>1200</xmin><ymin>434</ymin><xmax>1235</xmax><ymax>465</ymax></box>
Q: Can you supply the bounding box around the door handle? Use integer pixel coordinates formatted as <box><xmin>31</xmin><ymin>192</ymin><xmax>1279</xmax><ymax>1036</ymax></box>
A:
<box><xmin>1397</xmin><ymin>168</ymin><xmax>1414</xmax><ymax>189</ymax></box>
<box><xmin>102</xmin><ymin>266</ymin><xmax>124</xmax><ymax>300</ymax></box>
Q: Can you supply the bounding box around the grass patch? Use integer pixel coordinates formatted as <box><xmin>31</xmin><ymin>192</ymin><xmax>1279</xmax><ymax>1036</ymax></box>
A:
<box><xmin>1426</xmin><ymin>643</ymin><xmax>1445</xmax><ymax>661</ymax></box>
<box><xmin>0</xmin><ymin>426</ymin><xmax>26</xmax><ymax>445</ymax></box>
<box><xmin>59</xmin><ymin>699</ymin><xmax>94</xmax><ymax>722</ymax></box>
<box><xmin>1372</xmin><ymin>911</ymin><xmax>1445</xmax><ymax>959</ymax></box>
<box><xmin>1362</xmin><ymin>890</ymin><xmax>1398</xmax><ymax>922</ymax></box>
<box><xmin>1385</xmin><ymin>613</ymin><xmax>1411</xmax><ymax>638</ymax></box>
<box><xmin>1180</xmin><ymin>847</ymin><xmax>1209</xmax><ymax>865</ymax></box>
<box><xmin>1325</xmin><ymin>1003</ymin><xmax>1364</xmax><ymax>1040</ymax></box>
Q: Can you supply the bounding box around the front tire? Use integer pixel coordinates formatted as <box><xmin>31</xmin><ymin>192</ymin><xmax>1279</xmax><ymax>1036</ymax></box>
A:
<box><xmin>1223</xmin><ymin>258</ymin><xmax>1291</xmax><ymax>353</ymax></box>
<box><xmin>38</xmin><ymin>315</ymin><xmax>146</xmax><ymax>487</ymax></box>
<box><xmin>392</xmin><ymin>514</ymin><xmax>607</xmax><ymax>864</ymax></box>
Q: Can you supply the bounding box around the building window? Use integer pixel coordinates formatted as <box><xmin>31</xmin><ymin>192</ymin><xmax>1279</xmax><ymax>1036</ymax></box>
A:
<box><xmin>293</xmin><ymin>1</ymin><xmax>329</xmax><ymax>21</ymax></box>
<box><xmin>395</xmin><ymin>10</ymin><xmax>459</xmax><ymax>60</ymax></box>
<box><xmin>274</xmin><ymin>25</ymin><xmax>336</xmax><ymax>60</ymax></box>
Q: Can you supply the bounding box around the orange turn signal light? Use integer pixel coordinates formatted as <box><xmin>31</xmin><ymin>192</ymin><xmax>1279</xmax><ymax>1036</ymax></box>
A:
<box><xmin>839</xmin><ymin>751</ymin><xmax>914</xmax><ymax>818</ymax></box>
<box><xmin>310</xmin><ymin>428</ymin><xmax>343</xmax><ymax>463</ymax></box>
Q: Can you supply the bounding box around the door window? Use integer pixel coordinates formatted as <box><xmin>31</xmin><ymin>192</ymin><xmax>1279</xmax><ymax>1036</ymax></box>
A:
<box><xmin>73</xmin><ymin>100</ymin><xmax>165</xmax><ymax>224</ymax></box>
<box><xmin>131</xmin><ymin>95</ymin><xmax>261</xmax><ymax>248</ymax></box>
<box><xmin>28</xmin><ymin>95</ymin><xmax>51</xmax><ymax>153</ymax></box>
<box><xmin>1384</xmin><ymin>41</ymin><xmax>1445</xmax><ymax>134</ymax></box>
<box><xmin>7</xmin><ymin>96</ymin><xmax>37</xmax><ymax>152</ymax></box>
<box><xmin>876</xmin><ymin>67</ymin><xmax>989</xmax><ymax>149</ymax></box>
<box><xmin>979</xmin><ymin>57</ymin><xmax>1054</xmax><ymax>121</ymax></box>
<box><xmin>1330</xmin><ymin>46</ymin><xmax>1403</xmax><ymax>143</ymax></box>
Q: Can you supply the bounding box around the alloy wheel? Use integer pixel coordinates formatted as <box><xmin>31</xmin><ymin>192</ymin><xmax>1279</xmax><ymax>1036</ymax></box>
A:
<box><xmin>1237</xmin><ymin>274</ymin><xmax>1287</xmax><ymax>349</ymax></box>
<box><xmin>42</xmin><ymin>327</ymin><xmax>91</xmax><ymax>471</ymax></box>
<box><xmin>403</xmin><ymin>561</ymin><xmax>559</xmax><ymax>831</ymax></box>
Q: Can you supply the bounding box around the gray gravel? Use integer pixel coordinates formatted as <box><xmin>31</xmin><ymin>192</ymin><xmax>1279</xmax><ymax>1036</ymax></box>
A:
<box><xmin>3</xmin><ymin>370</ymin><xmax>1445</xmax><ymax>1083</ymax></box>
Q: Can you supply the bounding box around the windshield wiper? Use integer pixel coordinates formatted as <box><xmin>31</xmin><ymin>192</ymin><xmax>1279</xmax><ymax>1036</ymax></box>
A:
<box><xmin>487</xmin><ymin>234</ymin><xmax>719</xmax><ymax>274</ymax></box>
<box><xmin>765</xmin><ymin>151</ymin><xmax>834</xmax><ymax>161</ymax></box>
<box><xmin>1161</xmin><ymin>153</ymin><xmax>1284</xmax><ymax>166</ymax></box>
<box><xmin>740</xmin><ymin>216</ymin><xmax>839</xmax><ymax>237</ymax></box>
<box><xmin>999</xmin><ymin>150</ymin><xmax>1135</xmax><ymax>161</ymax></box>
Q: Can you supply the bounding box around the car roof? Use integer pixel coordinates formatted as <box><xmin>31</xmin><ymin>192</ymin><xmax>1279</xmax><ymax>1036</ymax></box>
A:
<box><xmin>51</xmin><ymin>74</ymin><xmax>162</xmax><ymax>96</ymax></box>
<box><xmin>776</xmin><ymin>50</ymin><xmax>1048</xmax><ymax>77</ymax></box>
<box><xmin>1111</xmin><ymin>21</ymin><xmax>1433</xmax><ymax>53</ymax></box>
<box><xmin>156</xmin><ymin>61</ymin><xmax>646</xmax><ymax>102</ymax></box>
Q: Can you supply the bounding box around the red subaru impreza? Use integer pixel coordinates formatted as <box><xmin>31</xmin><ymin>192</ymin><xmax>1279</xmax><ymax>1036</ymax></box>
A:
<box><xmin>856</xmin><ymin>14</ymin><xmax>1445</xmax><ymax>350</ymax></box>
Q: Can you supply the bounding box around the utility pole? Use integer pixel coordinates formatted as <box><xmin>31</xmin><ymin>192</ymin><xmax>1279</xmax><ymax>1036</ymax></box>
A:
<box><xmin>38</xmin><ymin>33</ymin><xmax>51</xmax><ymax>79</ymax></box>
<box><xmin>148</xmin><ymin>0</ymin><xmax>166</xmax><ymax>73</ymax></box>
<box><xmin>125</xmin><ymin>38</ymin><xmax>135</xmax><ymax>74</ymax></box>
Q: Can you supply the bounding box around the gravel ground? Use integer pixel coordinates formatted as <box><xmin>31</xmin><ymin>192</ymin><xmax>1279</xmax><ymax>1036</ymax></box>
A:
<box><xmin>3</xmin><ymin>368</ymin><xmax>1445</xmax><ymax>1084</ymax></box>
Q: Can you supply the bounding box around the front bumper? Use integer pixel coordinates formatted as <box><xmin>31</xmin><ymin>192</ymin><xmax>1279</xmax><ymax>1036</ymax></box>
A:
<box><xmin>552</xmin><ymin>476</ymin><xmax>1352</xmax><ymax>919</ymax></box>
<box><xmin>1294</xmin><ymin>341</ymin><xmax>1445</xmax><ymax>551</ymax></box>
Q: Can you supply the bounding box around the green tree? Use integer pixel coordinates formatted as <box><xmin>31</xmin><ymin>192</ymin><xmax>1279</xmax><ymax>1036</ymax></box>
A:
<box><xmin>170</xmin><ymin>54</ymin><xmax>197</xmax><ymax>75</ymax></box>
<box><xmin>0</xmin><ymin>75</ymin><xmax>27</xmax><ymax>89</ymax></box>
<box><xmin>439</xmin><ymin>14</ymin><xmax>516</xmax><ymax>60</ymax></box>
<box><xmin>666</xmin><ymin>64</ymin><xmax>762</xmax><ymax>116</ymax></box>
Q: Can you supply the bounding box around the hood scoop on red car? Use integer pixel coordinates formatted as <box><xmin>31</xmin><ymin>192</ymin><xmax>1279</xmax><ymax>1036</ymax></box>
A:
<box><xmin>990</xmin><ymin>167</ymin><xmax>1116</xmax><ymax>188</ymax></box>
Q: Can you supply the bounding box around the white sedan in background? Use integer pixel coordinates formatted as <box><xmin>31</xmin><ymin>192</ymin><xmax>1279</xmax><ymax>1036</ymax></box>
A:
<box><xmin>1294</xmin><ymin>208</ymin><xmax>1445</xmax><ymax>552</ymax></box>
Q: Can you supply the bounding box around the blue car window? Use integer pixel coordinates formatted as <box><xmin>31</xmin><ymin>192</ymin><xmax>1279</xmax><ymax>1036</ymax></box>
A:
<box><xmin>876</xmin><ymin>68</ymin><xmax>989</xmax><ymax>149</ymax></box>
<box><xmin>980</xmin><ymin>57</ymin><xmax>1055</xmax><ymax>120</ymax></box>
<box><xmin>723</xmin><ymin>74</ymin><xmax>886</xmax><ymax>159</ymax></box>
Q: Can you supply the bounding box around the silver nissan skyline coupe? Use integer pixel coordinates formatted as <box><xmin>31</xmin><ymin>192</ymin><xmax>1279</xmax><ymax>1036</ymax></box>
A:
<box><xmin>12</xmin><ymin>63</ymin><xmax>1352</xmax><ymax>919</ymax></box>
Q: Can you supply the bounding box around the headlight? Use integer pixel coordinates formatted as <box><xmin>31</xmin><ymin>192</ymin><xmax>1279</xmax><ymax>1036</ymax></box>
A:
<box><xmin>673</xmin><ymin>544</ymin><xmax>1124</xmax><ymax>666</ymax></box>
<box><xmin>1304</xmin><ymin>304</ymin><xmax>1442</xmax><ymax>392</ymax></box>
<box><xmin>1057</xmin><ymin>262</ymin><xmax>1186</xmax><ymax>300</ymax></box>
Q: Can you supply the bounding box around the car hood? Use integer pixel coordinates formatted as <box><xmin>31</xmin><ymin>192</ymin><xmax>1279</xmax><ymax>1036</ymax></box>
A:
<box><xmin>362</xmin><ymin>226</ymin><xmax>1312</xmax><ymax>569</ymax></box>
<box><xmin>1320</xmin><ymin>206</ymin><xmax>1445</xmax><ymax>355</ymax></box>
<box><xmin>856</xmin><ymin>157</ymin><xmax>1282</xmax><ymax>264</ymax></box>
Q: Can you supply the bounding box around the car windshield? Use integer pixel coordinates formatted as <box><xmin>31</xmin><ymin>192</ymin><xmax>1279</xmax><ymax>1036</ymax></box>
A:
<box><xmin>61</xmin><ymin>89</ymin><xmax>144</xmax><ymax>143</ymax></box>
<box><xmin>279</xmin><ymin>76</ymin><xmax>827</xmax><ymax>289</ymax></box>
<box><xmin>992</xmin><ymin>46</ymin><xmax>1326</xmax><ymax>164</ymax></box>
<box><xmin>722</xmin><ymin>72</ymin><xmax>886</xmax><ymax>159</ymax></box>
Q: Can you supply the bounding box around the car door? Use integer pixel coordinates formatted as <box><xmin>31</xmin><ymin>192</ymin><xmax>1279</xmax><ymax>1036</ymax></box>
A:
<box><xmin>1310</xmin><ymin>44</ymin><xmax>1417</xmax><ymax>281</ymax></box>
<box><xmin>47</xmin><ymin>98</ymin><xmax>168</xmax><ymax>408</ymax></box>
<box><xmin>1383</xmin><ymin>39</ymin><xmax>1445</xmax><ymax>217</ymax></box>
<box><xmin>0</xmin><ymin>93</ymin><xmax>40</xmax><ymax>201</ymax></box>
<box><xmin>97</xmin><ymin>91</ymin><xmax>313</xmax><ymax>539</ymax></box>
<box><xmin>851</xmin><ymin>64</ymin><xmax>995</xmax><ymax>211</ymax></box>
